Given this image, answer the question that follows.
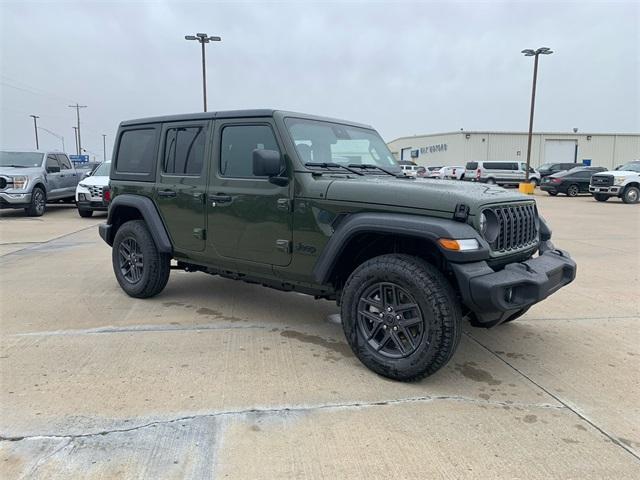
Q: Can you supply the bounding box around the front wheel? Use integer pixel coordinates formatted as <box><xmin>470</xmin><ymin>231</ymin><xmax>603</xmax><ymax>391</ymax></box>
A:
<box><xmin>78</xmin><ymin>208</ymin><xmax>93</xmax><ymax>218</ymax></box>
<box><xmin>25</xmin><ymin>187</ymin><xmax>46</xmax><ymax>216</ymax></box>
<box><xmin>112</xmin><ymin>220</ymin><xmax>170</xmax><ymax>298</ymax></box>
<box><xmin>567</xmin><ymin>184</ymin><xmax>579</xmax><ymax>197</ymax></box>
<box><xmin>529</xmin><ymin>178</ymin><xmax>538</xmax><ymax>187</ymax></box>
<box><xmin>622</xmin><ymin>186</ymin><xmax>639</xmax><ymax>204</ymax></box>
<box><xmin>593</xmin><ymin>193</ymin><xmax>609</xmax><ymax>202</ymax></box>
<box><xmin>485</xmin><ymin>178</ymin><xmax>496</xmax><ymax>185</ymax></box>
<box><xmin>341</xmin><ymin>254</ymin><xmax>462</xmax><ymax>381</ymax></box>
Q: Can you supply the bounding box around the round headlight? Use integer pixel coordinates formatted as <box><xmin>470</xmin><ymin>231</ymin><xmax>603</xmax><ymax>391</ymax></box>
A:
<box><xmin>480</xmin><ymin>209</ymin><xmax>500</xmax><ymax>244</ymax></box>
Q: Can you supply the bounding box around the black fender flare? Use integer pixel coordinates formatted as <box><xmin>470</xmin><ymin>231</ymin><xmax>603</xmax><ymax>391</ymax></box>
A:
<box><xmin>102</xmin><ymin>194</ymin><xmax>173</xmax><ymax>254</ymax></box>
<box><xmin>311</xmin><ymin>212</ymin><xmax>490</xmax><ymax>284</ymax></box>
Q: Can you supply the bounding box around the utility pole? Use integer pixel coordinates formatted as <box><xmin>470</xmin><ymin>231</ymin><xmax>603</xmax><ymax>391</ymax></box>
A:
<box><xmin>37</xmin><ymin>126</ymin><xmax>65</xmax><ymax>151</ymax></box>
<box><xmin>185</xmin><ymin>33</ymin><xmax>221</xmax><ymax>112</ymax></box>
<box><xmin>521</xmin><ymin>47</ymin><xmax>553</xmax><ymax>181</ymax></box>
<box><xmin>72</xmin><ymin>127</ymin><xmax>79</xmax><ymax>155</ymax></box>
<box><xmin>68</xmin><ymin>103</ymin><xmax>87</xmax><ymax>154</ymax></box>
<box><xmin>102</xmin><ymin>134</ymin><xmax>107</xmax><ymax>162</ymax></box>
<box><xmin>29</xmin><ymin>115</ymin><xmax>40</xmax><ymax>149</ymax></box>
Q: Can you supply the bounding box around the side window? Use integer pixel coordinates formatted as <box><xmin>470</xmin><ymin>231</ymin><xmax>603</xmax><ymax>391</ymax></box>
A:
<box><xmin>163</xmin><ymin>126</ymin><xmax>205</xmax><ymax>176</ymax></box>
<box><xmin>116</xmin><ymin>128</ymin><xmax>157</xmax><ymax>174</ymax></box>
<box><xmin>46</xmin><ymin>155</ymin><xmax>59</xmax><ymax>170</ymax></box>
<box><xmin>574</xmin><ymin>171</ymin><xmax>592</xmax><ymax>179</ymax></box>
<box><xmin>57</xmin><ymin>154</ymin><xmax>72</xmax><ymax>170</ymax></box>
<box><xmin>220</xmin><ymin>125</ymin><xmax>280</xmax><ymax>178</ymax></box>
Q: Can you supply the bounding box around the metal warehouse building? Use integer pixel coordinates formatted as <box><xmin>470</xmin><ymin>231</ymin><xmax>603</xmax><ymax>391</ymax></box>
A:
<box><xmin>388</xmin><ymin>131</ymin><xmax>640</xmax><ymax>170</ymax></box>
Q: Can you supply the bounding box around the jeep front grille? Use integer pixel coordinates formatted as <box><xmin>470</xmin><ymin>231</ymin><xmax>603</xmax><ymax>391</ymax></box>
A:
<box><xmin>491</xmin><ymin>204</ymin><xmax>538</xmax><ymax>253</ymax></box>
<box><xmin>590</xmin><ymin>175</ymin><xmax>613</xmax><ymax>187</ymax></box>
<box><xmin>87</xmin><ymin>185</ymin><xmax>103</xmax><ymax>198</ymax></box>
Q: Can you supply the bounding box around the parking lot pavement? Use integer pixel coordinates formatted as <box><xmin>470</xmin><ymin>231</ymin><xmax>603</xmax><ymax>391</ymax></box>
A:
<box><xmin>1</xmin><ymin>195</ymin><xmax>639</xmax><ymax>479</ymax></box>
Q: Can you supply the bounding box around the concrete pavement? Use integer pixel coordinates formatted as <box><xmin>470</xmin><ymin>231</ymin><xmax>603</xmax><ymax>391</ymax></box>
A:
<box><xmin>1</xmin><ymin>194</ymin><xmax>639</xmax><ymax>478</ymax></box>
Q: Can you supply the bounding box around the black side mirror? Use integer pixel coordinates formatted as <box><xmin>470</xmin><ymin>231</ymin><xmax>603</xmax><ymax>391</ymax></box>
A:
<box><xmin>253</xmin><ymin>149</ymin><xmax>288</xmax><ymax>186</ymax></box>
<box><xmin>47</xmin><ymin>166</ymin><xmax>60</xmax><ymax>173</ymax></box>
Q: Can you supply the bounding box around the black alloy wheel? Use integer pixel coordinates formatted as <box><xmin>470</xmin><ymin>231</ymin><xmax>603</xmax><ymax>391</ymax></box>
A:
<box><xmin>357</xmin><ymin>282</ymin><xmax>425</xmax><ymax>359</ymax></box>
<box><xmin>567</xmin><ymin>184</ymin><xmax>579</xmax><ymax>197</ymax></box>
<box><xmin>118</xmin><ymin>237</ymin><xmax>144</xmax><ymax>284</ymax></box>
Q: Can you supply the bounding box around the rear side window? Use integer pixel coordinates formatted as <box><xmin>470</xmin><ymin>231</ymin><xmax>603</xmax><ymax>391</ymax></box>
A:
<box><xmin>115</xmin><ymin>128</ymin><xmax>158</xmax><ymax>178</ymax></box>
<box><xmin>163</xmin><ymin>126</ymin><xmax>205</xmax><ymax>176</ymax></box>
<box><xmin>466</xmin><ymin>162</ymin><xmax>478</xmax><ymax>169</ymax></box>
<box><xmin>483</xmin><ymin>162</ymin><xmax>502</xmax><ymax>170</ymax></box>
<box><xmin>220</xmin><ymin>125</ymin><xmax>280</xmax><ymax>178</ymax></box>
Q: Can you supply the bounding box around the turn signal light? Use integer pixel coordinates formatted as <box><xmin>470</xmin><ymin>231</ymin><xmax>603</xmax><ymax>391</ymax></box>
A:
<box><xmin>438</xmin><ymin>238</ymin><xmax>480</xmax><ymax>251</ymax></box>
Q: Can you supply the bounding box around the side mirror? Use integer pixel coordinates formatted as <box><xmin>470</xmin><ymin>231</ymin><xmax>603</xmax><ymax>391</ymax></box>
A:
<box><xmin>615</xmin><ymin>165</ymin><xmax>622</xmax><ymax>170</ymax></box>
<box><xmin>47</xmin><ymin>166</ymin><xmax>60</xmax><ymax>174</ymax></box>
<box><xmin>83</xmin><ymin>171</ymin><xmax>91</xmax><ymax>179</ymax></box>
<box><xmin>253</xmin><ymin>149</ymin><xmax>283</xmax><ymax>177</ymax></box>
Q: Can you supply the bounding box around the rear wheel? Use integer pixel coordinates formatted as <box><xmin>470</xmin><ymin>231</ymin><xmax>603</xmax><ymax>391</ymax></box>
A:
<box><xmin>25</xmin><ymin>187</ymin><xmax>46</xmax><ymax>216</ymax></box>
<box><xmin>622</xmin><ymin>186</ymin><xmax>639</xmax><ymax>204</ymax></box>
<box><xmin>112</xmin><ymin>220</ymin><xmax>170</xmax><ymax>298</ymax></box>
<box><xmin>486</xmin><ymin>178</ymin><xmax>496</xmax><ymax>185</ymax></box>
<box><xmin>593</xmin><ymin>193</ymin><xmax>609</xmax><ymax>202</ymax></box>
<box><xmin>341</xmin><ymin>254</ymin><xmax>462</xmax><ymax>381</ymax></box>
<box><xmin>567</xmin><ymin>184</ymin><xmax>579</xmax><ymax>197</ymax></box>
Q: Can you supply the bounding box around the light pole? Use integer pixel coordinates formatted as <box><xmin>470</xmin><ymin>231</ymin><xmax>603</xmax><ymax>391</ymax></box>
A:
<box><xmin>185</xmin><ymin>33</ymin><xmax>222</xmax><ymax>112</ymax></box>
<box><xmin>102</xmin><ymin>134</ymin><xmax>107</xmax><ymax>162</ymax></box>
<box><xmin>521</xmin><ymin>47</ymin><xmax>553</xmax><ymax>181</ymax></box>
<box><xmin>72</xmin><ymin>127</ymin><xmax>79</xmax><ymax>155</ymax></box>
<box><xmin>37</xmin><ymin>126</ymin><xmax>65</xmax><ymax>151</ymax></box>
<box><xmin>29</xmin><ymin>115</ymin><xmax>40</xmax><ymax>149</ymax></box>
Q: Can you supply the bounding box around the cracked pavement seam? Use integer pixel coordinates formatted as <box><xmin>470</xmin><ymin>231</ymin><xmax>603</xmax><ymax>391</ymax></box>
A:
<box><xmin>463</xmin><ymin>331</ymin><xmax>640</xmax><ymax>463</ymax></box>
<box><xmin>0</xmin><ymin>393</ymin><xmax>566</xmax><ymax>442</ymax></box>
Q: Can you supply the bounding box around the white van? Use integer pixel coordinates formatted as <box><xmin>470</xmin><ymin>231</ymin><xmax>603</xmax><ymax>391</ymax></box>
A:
<box><xmin>464</xmin><ymin>161</ymin><xmax>541</xmax><ymax>186</ymax></box>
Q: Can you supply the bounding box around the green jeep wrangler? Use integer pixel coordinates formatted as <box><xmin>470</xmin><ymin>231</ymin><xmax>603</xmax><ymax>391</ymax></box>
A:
<box><xmin>99</xmin><ymin>110</ymin><xmax>576</xmax><ymax>381</ymax></box>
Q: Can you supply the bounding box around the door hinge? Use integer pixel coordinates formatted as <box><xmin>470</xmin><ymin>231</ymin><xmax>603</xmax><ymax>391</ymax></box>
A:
<box><xmin>193</xmin><ymin>228</ymin><xmax>206</xmax><ymax>240</ymax></box>
<box><xmin>276</xmin><ymin>239</ymin><xmax>291</xmax><ymax>253</ymax></box>
<box><xmin>277</xmin><ymin>198</ymin><xmax>292</xmax><ymax>212</ymax></box>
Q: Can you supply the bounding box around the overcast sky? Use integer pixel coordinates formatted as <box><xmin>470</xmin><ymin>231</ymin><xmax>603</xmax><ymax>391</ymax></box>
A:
<box><xmin>1</xmin><ymin>0</ymin><xmax>638</xmax><ymax>160</ymax></box>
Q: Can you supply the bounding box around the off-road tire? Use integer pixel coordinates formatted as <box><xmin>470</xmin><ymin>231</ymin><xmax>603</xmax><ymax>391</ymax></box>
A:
<box><xmin>593</xmin><ymin>193</ymin><xmax>609</xmax><ymax>202</ymax></box>
<box><xmin>501</xmin><ymin>307</ymin><xmax>530</xmax><ymax>324</ymax></box>
<box><xmin>567</xmin><ymin>184</ymin><xmax>579</xmax><ymax>197</ymax></box>
<box><xmin>112</xmin><ymin>220</ymin><xmax>170</xmax><ymax>298</ymax></box>
<box><xmin>341</xmin><ymin>254</ymin><xmax>462</xmax><ymax>381</ymax></box>
<box><xmin>622</xmin><ymin>186</ymin><xmax>639</xmax><ymax>204</ymax></box>
<box><xmin>78</xmin><ymin>209</ymin><xmax>93</xmax><ymax>218</ymax></box>
<box><xmin>25</xmin><ymin>187</ymin><xmax>46</xmax><ymax>217</ymax></box>
<box><xmin>547</xmin><ymin>191</ymin><xmax>558</xmax><ymax>196</ymax></box>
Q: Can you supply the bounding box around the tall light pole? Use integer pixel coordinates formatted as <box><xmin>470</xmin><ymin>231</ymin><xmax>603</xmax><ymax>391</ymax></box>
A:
<box><xmin>185</xmin><ymin>33</ymin><xmax>221</xmax><ymax>112</ymax></box>
<box><xmin>29</xmin><ymin>115</ymin><xmax>40</xmax><ymax>149</ymax></box>
<box><xmin>72</xmin><ymin>127</ymin><xmax>79</xmax><ymax>155</ymax></box>
<box><xmin>102</xmin><ymin>134</ymin><xmax>107</xmax><ymax>162</ymax></box>
<box><xmin>521</xmin><ymin>47</ymin><xmax>553</xmax><ymax>181</ymax></box>
<box><xmin>68</xmin><ymin>103</ymin><xmax>87</xmax><ymax>154</ymax></box>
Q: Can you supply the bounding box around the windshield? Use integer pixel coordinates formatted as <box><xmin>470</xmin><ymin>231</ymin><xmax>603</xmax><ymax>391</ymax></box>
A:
<box><xmin>538</xmin><ymin>163</ymin><xmax>554</xmax><ymax>170</ymax></box>
<box><xmin>0</xmin><ymin>151</ymin><xmax>44</xmax><ymax>168</ymax></box>
<box><xmin>285</xmin><ymin>118</ymin><xmax>399</xmax><ymax>172</ymax></box>
<box><xmin>618</xmin><ymin>162</ymin><xmax>640</xmax><ymax>172</ymax></box>
<box><xmin>93</xmin><ymin>162</ymin><xmax>111</xmax><ymax>176</ymax></box>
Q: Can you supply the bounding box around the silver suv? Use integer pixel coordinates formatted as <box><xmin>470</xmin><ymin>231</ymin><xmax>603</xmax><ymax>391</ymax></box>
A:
<box><xmin>0</xmin><ymin>150</ymin><xmax>80</xmax><ymax>216</ymax></box>
<box><xmin>464</xmin><ymin>161</ymin><xmax>541</xmax><ymax>186</ymax></box>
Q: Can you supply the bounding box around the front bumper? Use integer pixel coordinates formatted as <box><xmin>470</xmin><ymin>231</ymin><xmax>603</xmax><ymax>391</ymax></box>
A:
<box><xmin>589</xmin><ymin>185</ymin><xmax>621</xmax><ymax>195</ymax></box>
<box><xmin>0</xmin><ymin>192</ymin><xmax>32</xmax><ymax>208</ymax></box>
<box><xmin>451</xmin><ymin>241</ymin><xmax>576</xmax><ymax>327</ymax></box>
<box><xmin>77</xmin><ymin>199</ymin><xmax>108</xmax><ymax>211</ymax></box>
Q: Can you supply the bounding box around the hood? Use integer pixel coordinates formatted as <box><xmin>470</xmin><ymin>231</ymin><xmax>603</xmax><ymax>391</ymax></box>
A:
<box><xmin>0</xmin><ymin>166</ymin><xmax>43</xmax><ymax>176</ymax></box>
<box><xmin>594</xmin><ymin>170</ymin><xmax>638</xmax><ymax>178</ymax></box>
<box><xmin>325</xmin><ymin>176</ymin><xmax>530</xmax><ymax>215</ymax></box>
<box><xmin>78</xmin><ymin>175</ymin><xmax>109</xmax><ymax>187</ymax></box>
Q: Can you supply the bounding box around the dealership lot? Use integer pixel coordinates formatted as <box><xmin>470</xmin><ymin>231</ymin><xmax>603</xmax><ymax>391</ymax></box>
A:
<box><xmin>1</xmin><ymin>194</ymin><xmax>638</xmax><ymax>478</ymax></box>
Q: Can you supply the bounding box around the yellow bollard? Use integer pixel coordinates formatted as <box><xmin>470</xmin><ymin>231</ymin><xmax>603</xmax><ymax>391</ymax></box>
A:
<box><xmin>519</xmin><ymin>182</ymin><xmax>535</xmax><ymax>195</ymax></box>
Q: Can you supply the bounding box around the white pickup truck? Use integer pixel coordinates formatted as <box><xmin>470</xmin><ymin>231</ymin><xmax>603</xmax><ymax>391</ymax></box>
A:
<box><xmin>589</xmin><ymin>161</ymin><xmax>640</xmax><ymax>204</ymax></box>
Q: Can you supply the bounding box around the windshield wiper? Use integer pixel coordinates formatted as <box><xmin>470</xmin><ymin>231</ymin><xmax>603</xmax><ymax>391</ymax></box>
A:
<box><xmin>348</xmin><ymin>163</ymin><xmax>409</xmax><ymax>178</ymax></box>
<box><xmin>305</xmin><ymin>162</ymin><xmax>364</xmax><ymax>176</ymax></box>
<box><xmin>2</xmin><ymin>164</ymin><xmax>28</xmax><ymax>168</ymax></box>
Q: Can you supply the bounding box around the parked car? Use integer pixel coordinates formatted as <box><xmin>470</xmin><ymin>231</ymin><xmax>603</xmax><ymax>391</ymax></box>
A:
<box><xmin>426</xmin><ymin>166</ymin><xmax>446</xmax><ymax>178</ymax></box>
<box><xmin>75</xmin><ymin>161</ymin><xmax>111</xmax><ymax>217</ymax></box>
<box><xmin>540</xmin><ymin>168</ymin><xmax>600</xmax><ymax>196</ymax></box>
<box><xmin>538</xmin><ymin>162</ymin><xmax>581</xmax><ymax>178</ymax></box>
<box><xmin>589</xmin><ymin>161</ymin><xmax>640</xmax><ymax>204</ymax></box>
<box><xmin>441</xmin><ymin>166</ymin><xmax>465</xmax><ymax>180</ymax></box>
<box><xmin>464</xmin><ymin>161</ymin><xmax>541</xmax><ymax>186</ymax></box>
<box><xmin>0</xmin><ymin>150</ymin><xmax>80</xmax><ymax>216</ymax></box>
<box><xmin>98</xmin><ymin>109</ymin><xmax>576</xmax><ymax>381</ymax></box>
<box><xmin>399</xmin><ymin>164</ymin><xmax>421</xmax><ymax>176</ymax></box>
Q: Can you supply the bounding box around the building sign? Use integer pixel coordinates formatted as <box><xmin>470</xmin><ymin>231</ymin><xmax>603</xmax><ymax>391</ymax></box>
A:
<box><xmin>410</xmin><ymin>149</ymin><xmax>419</xmax><ymax>158</ymax></box>
<box><xmin>420</xmin><ymin>143</ymin><xmax>447</xmax><ymax>154</ymax></box>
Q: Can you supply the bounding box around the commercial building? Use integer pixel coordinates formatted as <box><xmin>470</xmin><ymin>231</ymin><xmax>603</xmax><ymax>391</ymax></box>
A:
<box><xmin>388</xmin><ymin>131</ymin><xmax>640</xmax><ymax>170</ymax></box>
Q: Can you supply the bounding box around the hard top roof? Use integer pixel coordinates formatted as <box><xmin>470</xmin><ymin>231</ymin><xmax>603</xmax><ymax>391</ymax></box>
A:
<box><xmin>119</xmin><ymin>109</ymin><xmax>373</xmax><ymax>129</ymax></box>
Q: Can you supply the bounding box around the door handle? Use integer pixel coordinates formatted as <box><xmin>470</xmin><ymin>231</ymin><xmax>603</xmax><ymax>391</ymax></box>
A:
<box><xmin>158</xmin><ymin>190</ymin><xmax>177</xmax><ymax>198</ymax></box>
<box><xmin>208</xmin><ymin>194</ymin><xmax>232</xmax><ymax>204</ymax></box>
